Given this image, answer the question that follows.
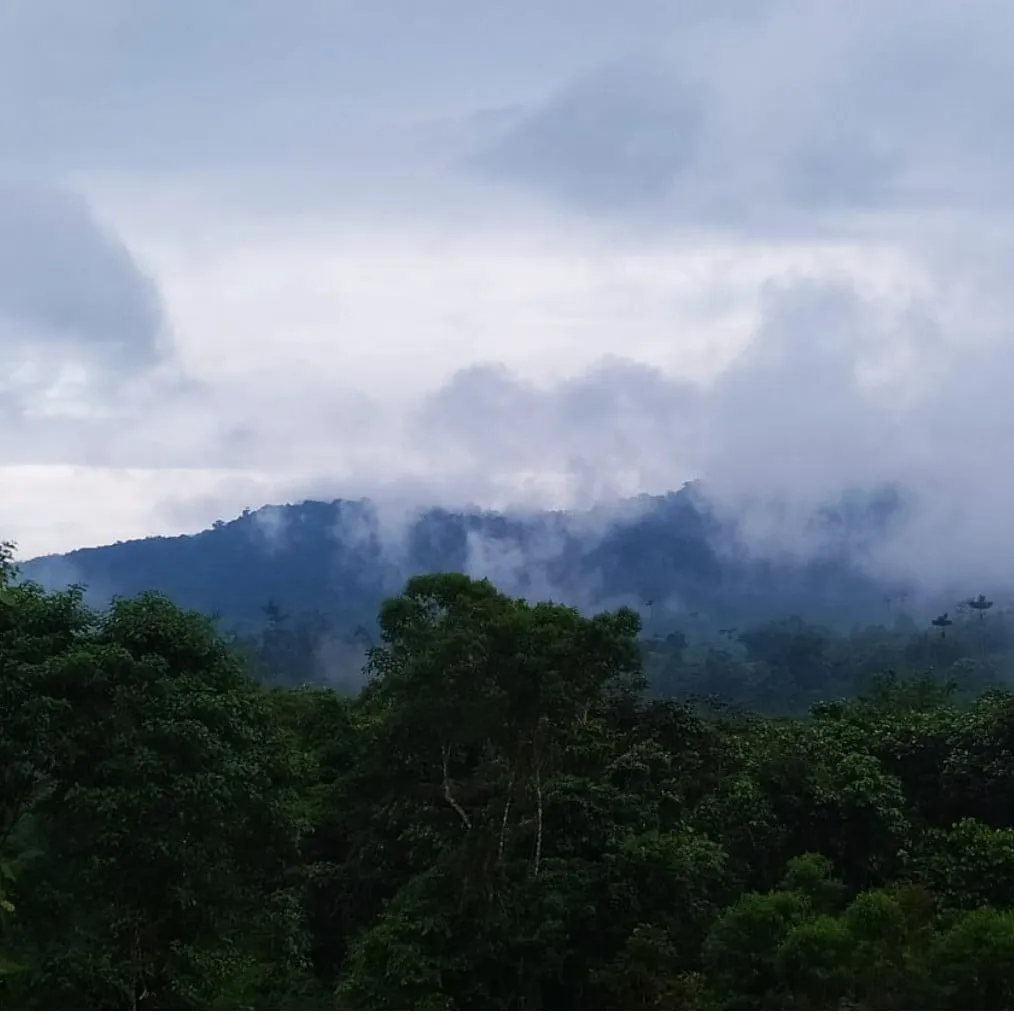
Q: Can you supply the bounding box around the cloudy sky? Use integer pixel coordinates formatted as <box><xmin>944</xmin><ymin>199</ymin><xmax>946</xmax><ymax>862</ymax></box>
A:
<box><xmin>3</xmin><ymin>0</ymin><xmax>1014</xmax><ymax>586</ymax></box>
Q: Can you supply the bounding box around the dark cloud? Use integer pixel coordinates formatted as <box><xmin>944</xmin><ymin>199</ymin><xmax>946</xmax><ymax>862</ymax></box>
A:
<box><xmin>783</xmin><ymin>129</ymin><xmax>902</xmax><ymax>212</ymax></box>
<box><xmin>0</xmin><ymin>181</ymin><xmax>166</xmax><ymax>366</ymax></box>
<box><xmin>471</xmin><ymin>62</ymin><xmax>705</xmax><ymax>213</ymax></box>
<box><xmin>461</xmin><ymin>0</ymin><xmax>1014</xmax><ymax>227</ymax></box>
<box><xmin>3</xmin><ymin>0</ymin><xmax>1009</xmax><ymax>228</ymax></box>
<box><xmin>0</xmin><ymin>0</ymin><xmax>761</xmax><ymax>174</ymax></box>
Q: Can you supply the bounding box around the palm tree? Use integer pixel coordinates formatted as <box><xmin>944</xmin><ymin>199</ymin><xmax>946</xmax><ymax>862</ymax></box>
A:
<box><xmin>931</xmin><ymin>613</ymin><xmax>953</xmax><ymax>641</ymax></box>
<box><xmin>966</xmin><ymin>594</ymin><xmax>994</xmax><ymax>620</ymax></box>
<box><xmin>966</xmin><ymin>594</ymin><xmax>994</xmax><ymax>660</ymax></box>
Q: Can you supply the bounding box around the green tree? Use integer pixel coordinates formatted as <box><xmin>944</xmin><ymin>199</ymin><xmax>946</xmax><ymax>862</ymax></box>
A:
<box><xmin>966</xmin><ymin>593</ymin><xmax>994</xmax><ymax>621</ymax></box>
<box><xmin>931</xmin><ymin>612</ymin><xmax>953</xmax><ymax>640</ymax></box>
<box><xmin>909</xmin><ymin>818</ymin><xmax>1014</xmax><ymax>913</ymax></box>
<box><xmin>701</xmin><ymin>887</ymin><xmax>811</xmax><ymax>1008</ymax></box>
<box><xmin>931</xmin><ymin>907</ymin><xmax>1014</xmax><ymax>1008</ymax></box>
<box><xmin>594</xmin><ymin>924</ymin><xmax>705</xmax><ymax>1009</ymax></box>
<box><xmin>12</xmin><ymin>593</ymin><xmax>310</xmax><ymax>1009</ymax></box>
<box><xmin>363</xmin><ymin>574</ymin><xmax>642</xmax><ymax>874</ymax></box>
<box><xmin>334</xmin><ymin>574</ymin><xmax>651</xmax><ymax>1008</ymax></box>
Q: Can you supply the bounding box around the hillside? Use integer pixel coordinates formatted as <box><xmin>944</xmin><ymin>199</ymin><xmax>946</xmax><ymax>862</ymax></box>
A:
<box><xmin>21</xmin><ymin>483</ymin><xmax>905</xmax><ymax>637</ymax></box>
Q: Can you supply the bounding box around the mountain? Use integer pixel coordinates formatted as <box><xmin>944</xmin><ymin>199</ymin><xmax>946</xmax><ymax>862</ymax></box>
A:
<box><xmin>19</xmin><ymin>483</ymin><xmax>907</xmax><ymax>637</ymax></box>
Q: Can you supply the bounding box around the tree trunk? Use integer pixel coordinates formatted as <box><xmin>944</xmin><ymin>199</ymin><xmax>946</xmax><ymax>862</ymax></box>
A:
<box><xmin>499</xmin><ymin>776</ymin><xmax>514</xmax><ymax>862</ymax></box>
<box><xmin>441</xmin><ymin>742</ymin><xmax>471</xmax><ymax>831</ymax></box>
<box><xmin>533</xmin><ymin>766</ymin><xmax>543</xmax><ymax>876</ymax></box>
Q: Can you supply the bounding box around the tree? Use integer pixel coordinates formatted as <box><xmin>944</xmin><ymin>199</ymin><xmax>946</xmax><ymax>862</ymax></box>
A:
<box><xmin>22</xmin><ymin>537</ymin><xmax>1014</xmax><ymax>1007</ymax></box>
<box><xmin>363</xmin><ymin>574</ymin><xmax>642</xmax><ymax>873</ymax></box>
<box><xmin>931</xmin><ymin>612</ymin><xmax>953</xmax><ymax>640</ymax></box>
<box><xmin>738</xmin><ymin>618</ymin><xmax>830</xmax><ymax>709</ymax></box>
<box><xmin>701</xmin><ymin>887</ymin><xmax>812</xmax><ymax>1008</ymax></box>
<box><xmin>594</xmin><ymin>924</ymin><xmax>705</xmax><ymax>1009</ymax></box>
<box><xmin>262</xmin><ymin>599</ymin><xmax>289</xmax><ymax>627</ymax></box>
<box><xmin>331</xmin><ymin>574</ymin><xmax>652</xmax><ymax>1008</ymax></box>
<box><xmin>909</xmin><ymin>819</ymin><xmax>1014</xmax><ymax>913</ymax></box>
<box><xmin>966</xmin><ymin>594</ymin><xmax>994</xmax><ymax>621</ymax></box>
<box><xmin>931</xmin><ymin>908</ymin><xmax>1014</xmax><ymax>1009</ymax></box>
<box><xmin>11</xmin><ymin>593</ymin><xmax>310</xmax><ymax>1009</ymax></box>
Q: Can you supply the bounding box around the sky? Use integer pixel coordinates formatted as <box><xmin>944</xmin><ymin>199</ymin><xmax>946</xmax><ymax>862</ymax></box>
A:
<box><xmin>4</xmin><ymin>0</ymin><xmax>1014</xmax><ymax>590</ymax></box>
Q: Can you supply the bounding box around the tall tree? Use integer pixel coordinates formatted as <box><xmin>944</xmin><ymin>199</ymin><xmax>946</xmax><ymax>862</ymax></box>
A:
<box><xmin>9</xmin><ymin>593</ymin><xmax>311</xmax><ymax>1009</ymax></box>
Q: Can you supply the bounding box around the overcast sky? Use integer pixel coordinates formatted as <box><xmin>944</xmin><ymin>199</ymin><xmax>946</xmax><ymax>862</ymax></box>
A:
<box><xmin>3</xmin><ymin>0</ymin><xmax>1014</xmax><ymax>588</ymax></box>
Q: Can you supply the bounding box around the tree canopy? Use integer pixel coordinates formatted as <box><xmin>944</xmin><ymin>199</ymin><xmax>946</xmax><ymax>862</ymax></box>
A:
<box><xmin>5</xmin><ymin>550</ymin><xmax>1014</xmax><ymax>1009</ymax></box>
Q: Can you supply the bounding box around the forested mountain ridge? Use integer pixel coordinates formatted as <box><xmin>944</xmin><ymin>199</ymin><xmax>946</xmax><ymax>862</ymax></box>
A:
<box><xmin>22</xmin><ymin>483</ymin><xmax>1006</xmax><ymax>706</ymax></box>
<box><xmin>21</xmin><ymin>483</ymin><xmax>907</xmax><ymax>635</ymax></box>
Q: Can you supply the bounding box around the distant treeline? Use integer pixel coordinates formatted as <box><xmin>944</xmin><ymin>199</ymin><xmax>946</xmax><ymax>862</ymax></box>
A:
<box><xmin>235</xmin><ymin>590</ymin><xmax>1013</xmax><ymax>716</ymax></box>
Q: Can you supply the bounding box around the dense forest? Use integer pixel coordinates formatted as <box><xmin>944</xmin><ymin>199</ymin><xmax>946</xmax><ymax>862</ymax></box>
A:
<box><xmin>234</xmin><ymin>583</ymin><xmax>1014</xmax><ymax>715</ymax></box>
<box><xmin>7</xmin><ymin>536</ymin><xmax>1014</xmax><ymax>1009</ymax></box>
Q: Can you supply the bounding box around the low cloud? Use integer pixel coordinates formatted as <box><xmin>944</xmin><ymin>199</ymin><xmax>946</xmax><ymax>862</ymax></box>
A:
<box><xmin>6</xmin><ymin>0</ymin><xmax>1014</xmax><ymax>610</ymax></box>
<box><xmin>407</xmin><ymin>275</ymin><xmax>1014</xmax><ymax>596</ymax></box>
<box><xmin>414</xmin><ymin>357</ymin><xmax>702</xmax><ymax>504</ymax></box>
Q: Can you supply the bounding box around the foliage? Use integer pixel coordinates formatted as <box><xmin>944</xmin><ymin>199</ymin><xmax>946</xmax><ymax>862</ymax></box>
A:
<box><xmin>7</xmin><ymin>549</ymin><xmax>1014</xmax><ymax>1008</ymax></box>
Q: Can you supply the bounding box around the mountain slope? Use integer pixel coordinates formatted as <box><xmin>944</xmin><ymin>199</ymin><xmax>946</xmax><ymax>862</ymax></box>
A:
<box><xmin>19</xmin><ymin>484</ymin><xmax>904</xmax><ymax>635</ymax></box>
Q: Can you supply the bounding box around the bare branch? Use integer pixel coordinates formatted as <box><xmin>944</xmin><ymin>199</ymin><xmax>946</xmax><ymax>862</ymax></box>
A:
<box><xmin>499</xmin><ymin>775</ymin><xmax>514</xmax><ymax>862</ymax></box>
<box><xmin>533</xmin><ymin>766</ymin><xmax>543</xmax><ymax>877</ymax></box>
<box><xmin>441</xmin><ymin>741</ymin><xmax>471</xmax><ymax>831</ymax></box>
